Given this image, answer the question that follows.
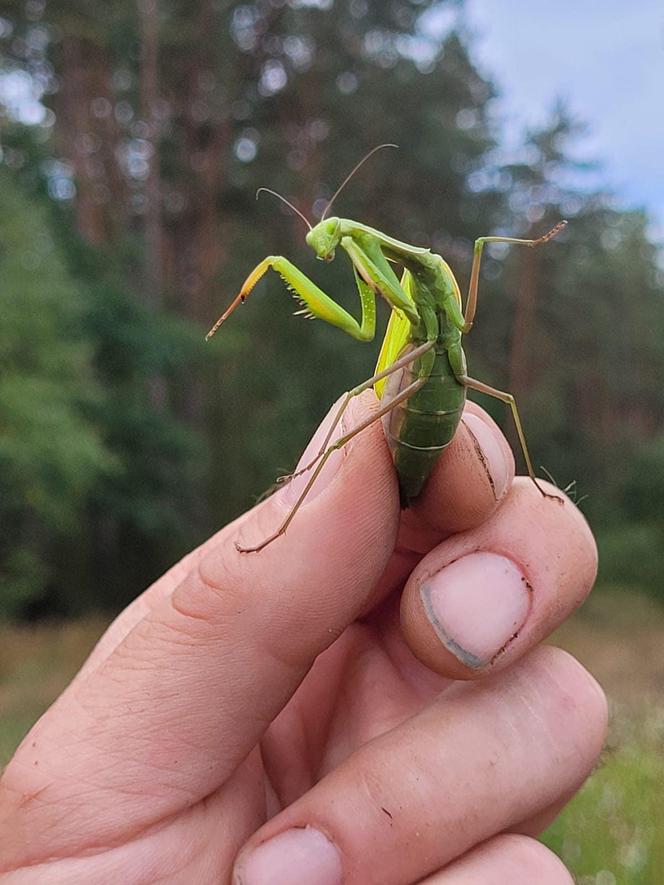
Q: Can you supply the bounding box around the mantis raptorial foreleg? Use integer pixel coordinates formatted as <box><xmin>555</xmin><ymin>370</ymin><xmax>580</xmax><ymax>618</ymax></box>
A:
<box><xmin>206</xmin><ymin>237</ymin><xmax>422</xmax><ymax>343</ymax></box>
<box><xmin>277</xmin><ymin>339</ymin><xmax>435</xmax><ymax>487</ymax></box>
<box><xmin>340</xmin><ymin>236</ymin><xmax>419</xmax><ymax>323</ymax></box>
<box><xmin>458</xmin><ymin>374</ymin><xmax>563</xmax><ymax>502</ymax></box>
<box><xmin>237</xmin><ymin>373</ymin><xmax>429</xmax><ymax>553</ymax></box>
<box><xmin>206</xmin><ymin>255</ymin><xmax>377</xmax><ymax>342</ymax></box>
<box><xmin>462</xmin><ymin>222</ymin><xmax>567</xmax><ymax>333</ymax></box>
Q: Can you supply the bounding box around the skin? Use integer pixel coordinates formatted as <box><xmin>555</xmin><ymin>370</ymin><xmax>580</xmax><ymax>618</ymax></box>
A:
<box><xmin>0</xmin><ymin>394</ymin><xmax>606</xmax><ymax>884</ymax></box>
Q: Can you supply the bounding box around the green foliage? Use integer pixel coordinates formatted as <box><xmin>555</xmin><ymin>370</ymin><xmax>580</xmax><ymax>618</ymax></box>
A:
<box><xmin>0</xmin><ymin>1</ymin><xmax>663</xmax><ymax>613</ymax></box>
<box><xmin>598</xmin><ymin>524</ymin><xmax>664</xmax><ymax>597</ymax></box>
<box><xmin>0</xmin><ymin>164</ymin><xmax>204</xmax><ymax>616</ymax></box>
<box><xmin>544</xmin><ymin>711</ymin><xmax>664</xmax><ymax>883</ymax></box>
<box><xmin>69</xmin><ymin>267</ymin><xmax>206</xmax><ymax>612</ymax></box>
<box><xmin>596</xmin><ymin>436</ymin><xmax>664</xmax><ymax>597</ymax></box>
<box><xmin>622</xmin><ymin>436</ymin><xmax>664</xmax><ymax>522</ymax></box>
<box><xmin>0</xmin><ymin>170</ymin><xmax>114</xmax><ymax>616</ymax></box>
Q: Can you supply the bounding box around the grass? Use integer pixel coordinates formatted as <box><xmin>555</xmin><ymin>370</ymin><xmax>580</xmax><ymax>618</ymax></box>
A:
<box><xmin>543</xmin><ymin>589</ymin><xmax>664</xmax><ymax>883</ymax></box>
<box><xmin>0</xmin><ymin>617</ymin><xmax>107</xmax><ymax>763</ymax></box>
<box><xmin>545</xmin><ymin>720</ymin><xmax>664</xmax><ymax>884</ymax></box>
<box><xmin>1</xmin><ymin>590</ymin><xmax>663</xmax><ymax>882</ymax></box>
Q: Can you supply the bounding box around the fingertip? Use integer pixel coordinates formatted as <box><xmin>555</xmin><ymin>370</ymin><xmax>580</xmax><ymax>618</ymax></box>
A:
<box><xmin>227</xmin><ymin>389</ymin><xmax>398</xmax><ymax>565</ymax></box>
<box><xmin>423</xmin><ymin>834</ymin><xmax>574</xmax><ymax>884</ymax></box>
<box><xmin>200</xmin><ymin>391</ymin><xmax>399</xmax><ymax>617</ymax></box>
<box><xmin>405</xmin><ymin>403</ymin><xmax>515</xmax><ymax>544</ymax></box>
<box><xmin>400</xmin><ymin>478</ymin><xmax>598</xmax><ymax>681</ymax></box>
<box><xmin>400</xmin><ymin>550</ymin><xmax>532</xmax><ymax>681</ymax></box>
<box><xmin>535</xmin><ymin>645</ymin><xmax>608</xmax><ymax>755</ymax></box>
<box><xmin>462</xmin><ymin>406</ymin><xmax>514</xmax><ymax>501</ymax></box>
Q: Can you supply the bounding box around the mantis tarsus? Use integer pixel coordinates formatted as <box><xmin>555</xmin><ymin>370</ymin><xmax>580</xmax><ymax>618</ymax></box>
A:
<box><xmin>207</xmin><ymin>145</ymin><xmax>566</xmax><ymax>553</ymax></box>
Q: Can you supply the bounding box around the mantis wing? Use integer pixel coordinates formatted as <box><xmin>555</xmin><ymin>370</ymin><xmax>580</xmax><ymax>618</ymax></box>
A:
<box><xmin>374</xmin><ymin>269</ymin><xmax>415</xmax><ymax>398</ymax></box>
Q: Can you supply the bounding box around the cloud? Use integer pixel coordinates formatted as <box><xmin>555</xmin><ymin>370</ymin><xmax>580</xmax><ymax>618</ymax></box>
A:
<box><xmin>463</xmin><ymin>0</ymin><xmax>664</xmax><ymax>230</ymax></box>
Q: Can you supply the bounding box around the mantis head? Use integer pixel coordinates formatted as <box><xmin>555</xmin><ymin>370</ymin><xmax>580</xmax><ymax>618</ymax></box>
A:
<box><xmin>306</xmin><ymin>217</ymin><xmax>342</xmax><ymax>262</ymax></box>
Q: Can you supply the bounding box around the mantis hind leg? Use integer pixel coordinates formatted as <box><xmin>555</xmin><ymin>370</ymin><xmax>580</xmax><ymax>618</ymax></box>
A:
<box><xmin>277</xmin><ymin>339</ymin><xmax>435</xmax><ymax>487</ymax></box>
<box><xmin>458</xmin><ymin>374</ymin><xmax>563</xmax><ymax>503</ymax></box>
<box><xmin>462</xmin><ymin>222</ymin><xmax>567</xmax><ymax>334</ymax></box>
<box><xmin>237</xmin><ymin>373</ymin><xmax>429</xmax><ymax>553</ymax></box>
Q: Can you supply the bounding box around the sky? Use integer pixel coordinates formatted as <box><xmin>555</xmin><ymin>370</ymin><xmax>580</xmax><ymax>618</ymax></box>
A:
<box><xmin>459</xmin><ymin>0</ymin><xmax>664</xmax><ymax>240</ymax></box>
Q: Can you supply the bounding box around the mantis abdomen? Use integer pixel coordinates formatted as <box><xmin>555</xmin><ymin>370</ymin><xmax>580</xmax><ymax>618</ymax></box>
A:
<box><xmin>382</xmin><ymin>343</ymin><xmax>466</xmax><ymax>504</ymax></box>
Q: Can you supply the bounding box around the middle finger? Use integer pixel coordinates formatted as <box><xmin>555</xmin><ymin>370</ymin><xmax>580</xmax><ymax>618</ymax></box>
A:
<box><xmin>232</xmin><ymin>646</ymin><xmax>607</xmax><ymax>885</ymax></box>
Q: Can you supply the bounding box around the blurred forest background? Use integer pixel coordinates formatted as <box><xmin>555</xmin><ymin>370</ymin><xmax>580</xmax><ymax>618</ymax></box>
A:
<box><xmin>5</xmin><ymin>0</ymin><xmax>664</xmax><ymax>618</ymax></box>
<box><xmin>1</xmin><ymin>0</ymin><xmax>663</xmax><ymax>618</ymax></box>
<box><xmin>1</xmin><ymin>1</ymin><xmax>664</xmax><ymax>881</ymax></box>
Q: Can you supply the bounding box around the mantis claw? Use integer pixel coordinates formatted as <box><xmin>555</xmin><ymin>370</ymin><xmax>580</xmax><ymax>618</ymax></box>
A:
<box><xmin>533</xmin><ymin>479</ymin><xmax>565</xmax><ymax>504</ymax></box>
<box><xmin>235</xmin><ymin>537</ymin><xmax>264</xmax><ymax>553</ymax></box>
<box><xmin>275</xmin><ymin>450</ymin><xmax>328</xmax><ymax>487</ymax></box>
<box><xmin>235</xmin><ymin>533</ymin><xmax>282</xmax><ymax>554</ymax></box>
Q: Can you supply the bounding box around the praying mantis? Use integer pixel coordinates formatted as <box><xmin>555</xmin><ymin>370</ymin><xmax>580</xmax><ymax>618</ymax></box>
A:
<box><xmin>207</xmin><ymin>146</ymin><xmax>566</xmax><ymax>552</ymax></box>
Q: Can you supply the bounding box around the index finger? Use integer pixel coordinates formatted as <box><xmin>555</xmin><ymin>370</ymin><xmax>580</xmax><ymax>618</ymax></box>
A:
<box><xmin>0</xmin><ymin>392</ymin><xmax>400</xmax><ymax>867</ymax></box>
<box><xmin>80</xmin><ymin>397</ymin><xmax>513</xmax><ymax>671</ymax></box>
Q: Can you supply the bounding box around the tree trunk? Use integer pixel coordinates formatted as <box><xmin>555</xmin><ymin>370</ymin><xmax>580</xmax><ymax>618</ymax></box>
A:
<box><xmin>139</xmin><ymin>0</ymin><xmax>163</xmax><ymax>313</ymax></box>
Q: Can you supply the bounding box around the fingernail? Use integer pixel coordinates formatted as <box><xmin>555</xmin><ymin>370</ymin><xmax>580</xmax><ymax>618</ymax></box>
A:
<box><xmin>234</xmin><ymin>826</ymin><xmax>343</xmax><ymax>885</ymax></box>
<box><xmin>282</xmin><ymin>396</ymin><xmax>351</xmax><ymax>506</ymax></box>
<box><xmin>420</xmin><ymin>552</ymin><xmax>531</xmax><ymax>668</ymax></box>
<box><xmin>463</xmin><ymin>413</ymin><xmax>510</xmax><ymax>500</ymax></box>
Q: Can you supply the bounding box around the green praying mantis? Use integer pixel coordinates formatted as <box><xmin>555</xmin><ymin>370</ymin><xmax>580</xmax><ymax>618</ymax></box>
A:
<box><xmin>207</xmin><ymin>145</ymin><xmax>566</xmax><ymax>552</ymax></box>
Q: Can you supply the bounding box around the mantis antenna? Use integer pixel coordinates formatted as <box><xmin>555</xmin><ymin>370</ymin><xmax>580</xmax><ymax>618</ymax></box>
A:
<box><xmin>256</xmin><ymin>187</ymin><xmax>312</xmax><ymax>231</ymax></box>
<box><xmin>321</xmin><ymin>143</ymin><xmax>399</xmax><ymax>220</ymax></box>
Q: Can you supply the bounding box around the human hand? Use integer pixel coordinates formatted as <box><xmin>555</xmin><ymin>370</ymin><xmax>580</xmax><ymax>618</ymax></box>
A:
<box><xmin>0</xmin><ymin>393</ymin><xmax>606</xmax><ymax>884</ymax></box>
